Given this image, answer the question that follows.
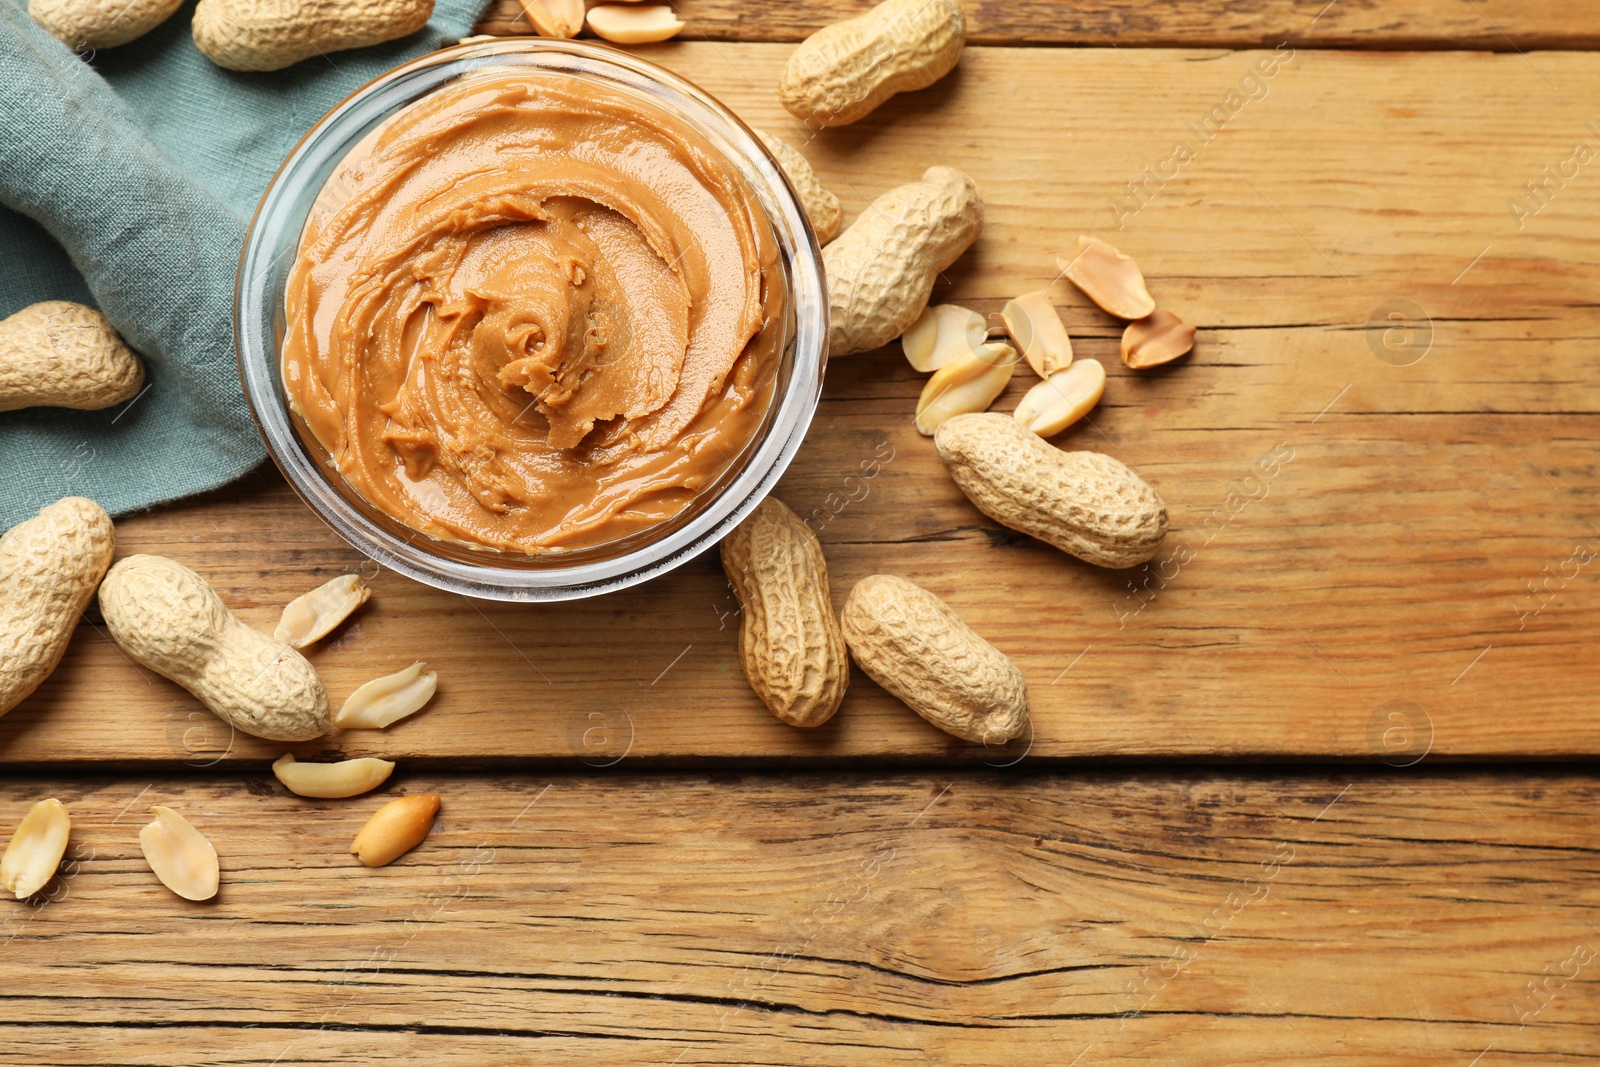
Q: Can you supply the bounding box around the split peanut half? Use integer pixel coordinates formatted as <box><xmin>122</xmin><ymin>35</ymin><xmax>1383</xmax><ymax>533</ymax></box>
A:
<box><xmin>915</xmin><ymin>342</ymin><xmax>1016</xmax><ymax>436</ymax></box>
<box><xmin>1122</xmin><ymin>309</ymin><xmax>1196</xmax><ymax>369</ymax></box>
<box><xmin>518</xmin><ymin>0</ymin><xmax>583</xmax><ymax>37</ymax></box>
<box><xmin>901</xmin><ymin>303</ymin><xmax>985</xmax><ymax>373</ymax></box>
<box><xmin>351</xmin><ymin>794</ymin><xmax>441</xmax><ymax>867</ymax></box>
<box><xmin>139</xmin><ymin>806</ymin><xmax>219</xmax><ymax>901</ymax></box>
<box><xmin>585</xmin><ymin>4</ymin><xmax>685</xmax><ymax>42</ymax></box>
<box><xmin>274</xmin><ymin>574</ymin><xmax>369</xmax><ymax>649</ymax></box>
<box><xmin>336</xmin><ymin>662</ymin><xmax>438</xmax><ymax>729</ymax></box>
<box><xmin>273</xmin><ymin>754</ymin><xmax>396</xmax><ymax>799</ymax></box>
<box><xmin>1058</xmin><ymin>236</ymin><xmax>1156</xmax><ymax>320</ymax></box>
<box><xmin>1013</xmin><ymin>358</ymin><xmax>1105</xmax><ymax>437</ymax></box>
<box><xmin>0</xmin><ymin>799</ymin><xmax>70</xmax><ymax>900</ymax></box>
<box><xmin>1000</xmin><ymin>291</ymin><xmax>1074</xmax><ymax>377</ymax></box>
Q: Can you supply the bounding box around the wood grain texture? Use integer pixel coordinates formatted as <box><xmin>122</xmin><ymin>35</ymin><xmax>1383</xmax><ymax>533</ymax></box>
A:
<box><xmin>8</xmin><ymin>45</ymin><xmax>1600</xmax><ymax>764</ymax></box>
<box><xmin>1</xmin><ymin>771</ymin><xmax>1595</xmax><ymax>1064</ymax></box>
<box><xmin>475</xmin><ymin>0</ymin><xmax>1600</xmax><ymax>50</ymax></box>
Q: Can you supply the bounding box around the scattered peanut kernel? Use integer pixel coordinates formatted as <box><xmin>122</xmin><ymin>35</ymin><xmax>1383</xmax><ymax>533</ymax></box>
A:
<box><xmin>517</xmin><ymin>0</ymin><xmax>583</xmax><ymax>37</ymax></box>
<box><xmin>274</xmin><ymin>574</ymin><xmax>369</xmax><ymax>649</ymax></box>
<box><xmin>351</xmin><ymin>794</ymin><xmax>441</xmax><ymax>868</ymax></box>
<box><xmin>1013</xmin><ymin>359</ymin><xmax>1105</xmax><ymax>437</ymax></box>
<box><xmin>273</xmin><ymin>754</ymin><xmax>396</xmax><ymax>799</ymax></box>
<box><xmin>915</xmin><ymin>342</ymin><xmax>1017</xmax><ymax>436</ymax></box>
<box><xmin>901</xmin><ymin>303</ymin><xmax>985</xmax><ymax>373</ymax></box>
<box><xmin>1058</xmin><ymin>236</ymin><xmax>1156</xmax><ymax>320</ymax></box>
<box><xmin>585</xmin><ymin>4</ymin><xmax>685</xmax><ymax>43</ymax></box>
<box><xmin>0</xmin><ymin>799</ymin><xmax>70</xmax><ymax>900</ymax></box>
<box><xmin>1001</xmin><ymin>291</ymin><xmax>1074</xmax><ymax>377</ymax></box>
<box><xmin>139</xmin><ymin>806</ymin><xmax>219</xmax><ymax>902</ymax></box>
<box><xmin>1122</xmin><ymin>309</ymin><xmax>1196</xmax><ymax>369</ymax></box>
<box><xmin>336</xmin><ymin>662</ymin><xmax>438</xmax><ymax>729</ymax></box>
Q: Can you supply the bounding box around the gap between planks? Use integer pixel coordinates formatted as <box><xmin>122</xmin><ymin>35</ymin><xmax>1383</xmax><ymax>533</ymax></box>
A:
<box><xmin>474</xmin><ymin>0</ymin><xmax>1600</xmax><ymax>52</ymax></box>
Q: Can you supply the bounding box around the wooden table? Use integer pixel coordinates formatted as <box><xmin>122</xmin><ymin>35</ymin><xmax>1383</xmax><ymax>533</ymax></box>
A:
<box><xmin>4</xmin><ymin>3</ymin><xmax>1598</xmax><ymax>1063</ymax></box>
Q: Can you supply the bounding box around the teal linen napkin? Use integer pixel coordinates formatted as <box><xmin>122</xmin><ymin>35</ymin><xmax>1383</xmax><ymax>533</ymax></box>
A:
<box><xmin>0</xmin><ymin>0</ymin><xmax>482</xmax><ymax>530</ymax></box>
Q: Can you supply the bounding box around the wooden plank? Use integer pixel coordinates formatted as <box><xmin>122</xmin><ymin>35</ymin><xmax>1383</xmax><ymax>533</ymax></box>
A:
<box><xmin>7</xmin><ymin>45</ymin><xmax>1600</xmax><ymax>764</ymax></box>
<box><xmin>475</xmin><ymin>0</ymin><xmax>1600</xmax><ymax>51</ymax></box>
<box><xmin>1</xmin><ymin>771</ymin><xmax>1596</xmax><ymax>1064</ymax></box>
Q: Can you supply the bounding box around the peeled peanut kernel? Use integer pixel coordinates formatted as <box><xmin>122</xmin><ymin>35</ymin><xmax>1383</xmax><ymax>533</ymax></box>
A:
<box><xmin>518</xmin><ymin>0</ymin><xmax>583</xmax><ymax>37</ymax></box>
<box><xmin>1122</xmin><ymin>309</ymin><xmax>1196</xmax><ymax>369</ymax></box>
<box><xmin>139</xmin><ymin>806</ymin><xmax>219</xmax><ymax>901</ymax></box>
<box><xmin>274</xmin><ymin>575</ymin><xmax>369</xmax><ymax>649</ymax></box>
<box><xmin>273</xmin><ymin>753</ymin><xmax>396</xmax><ymax>799</ymax></box>
<box><xmin>901</xmin><ymin>304</ymin><xmax>985</xmax><ymax>373</ymax></box>
<box><xmin>585</xmin><ymin>4</ymin><xmax>684</xmax><ymax>42</ymax></box>
<box><xmin>351</xmin><ymin>794</ymin><xmax>441</xmax><ymax>867</ymax></box>
<box><xmin>336</xmin><ymin>662</ymin><xmax>438</xmax><ymax>729</ymax></box>
<box><xmin>1014</xmin><ymin>359</ymin><xmax>1106</xmax><ymax>438</ymax></box>
<box><xmin>0</xmin><ymin>799</ymin><xmax>70</xmax><ymax>900</ymax></box>
<box><xmin>1059</xmin><ymin>236</ymin><xmax>1156</xmax><ymax>320</ymax></box>
<box><xmin>915</xmin><ymin>342</ymin><xmax>1016</xmax><ymax>436</ymax></box>
<box><xmin>1001</xmin><ymin>291</ymin><xmax>1074</xmax><ymax>377</ymax></box>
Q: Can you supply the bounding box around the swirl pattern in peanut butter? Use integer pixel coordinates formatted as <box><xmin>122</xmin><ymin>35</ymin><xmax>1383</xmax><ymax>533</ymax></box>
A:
<box><xmin>282</xmin><ymin>73</ymin><xmax>783</xmax><ymax>553</ymax></box>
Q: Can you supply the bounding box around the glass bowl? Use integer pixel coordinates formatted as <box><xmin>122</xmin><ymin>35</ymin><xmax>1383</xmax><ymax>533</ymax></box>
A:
<box><xmin>237</xmin><ymin>38</ymin><xmax>827</xmax><ymax>602</ymax></box>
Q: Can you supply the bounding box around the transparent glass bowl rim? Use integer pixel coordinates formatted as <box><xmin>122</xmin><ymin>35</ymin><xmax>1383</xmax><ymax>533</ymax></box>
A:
<box><xmin>236</xmin><ymin>38</ymin><xmax>828</xmax><ymax>603</ymax></box>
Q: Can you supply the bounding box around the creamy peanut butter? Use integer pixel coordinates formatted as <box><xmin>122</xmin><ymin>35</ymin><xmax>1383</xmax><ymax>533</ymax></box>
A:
<box><xmin>281</xmin><ymin>72</ymin><xmax>783</xmax><ymax>553</ymax></box>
